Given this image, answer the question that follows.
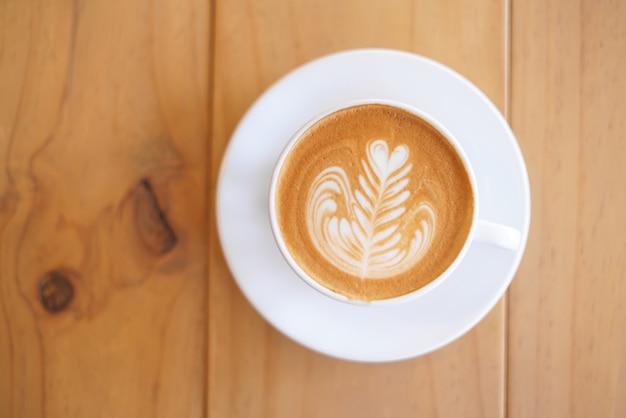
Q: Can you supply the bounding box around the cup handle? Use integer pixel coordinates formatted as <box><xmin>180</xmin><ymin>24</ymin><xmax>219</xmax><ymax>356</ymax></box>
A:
<box><xmin>474</xmin><ymin>219</ymin><xmax>521</xmax><ymax>250</ymax></box>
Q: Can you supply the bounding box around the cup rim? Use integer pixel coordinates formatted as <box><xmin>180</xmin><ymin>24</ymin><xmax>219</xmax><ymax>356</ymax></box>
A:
<box><xmin>268</xmin><ymin>98</ymin><xmax>479</xmax><ymax>306</ymax></box>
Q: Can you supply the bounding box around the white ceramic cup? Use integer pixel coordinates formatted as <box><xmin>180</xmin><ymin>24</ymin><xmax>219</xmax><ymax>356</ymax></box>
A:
<box><xmin>269</xmin><ymin>99</ymin><xmax>521</xmax><ymax>306</ymax></box>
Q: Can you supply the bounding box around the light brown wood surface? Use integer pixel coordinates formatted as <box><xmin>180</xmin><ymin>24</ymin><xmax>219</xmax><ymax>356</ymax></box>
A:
<box><xmin>0</xmin><ymin>0</ymin><xmax>624</xmax><ymax>417</ymax></box>
<box><xmin>508</xmin><ymin>0</ymin><xmax>626</xmax><ymax>417</ymax></box>
<box><xmin>0</xmin><ymin>0</ymin><xmax>210</xmax><ymax>417</ymax></box>
<box><xmin>210</xmin><ymin>0</ymin><xmax>507</xmax><ymax>417</ymax></box>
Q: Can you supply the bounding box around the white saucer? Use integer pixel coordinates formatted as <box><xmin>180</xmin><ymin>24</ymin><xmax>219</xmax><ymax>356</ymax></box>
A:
<box><xmin>216</xmin><ymin>49</ymin><xmax>530</xmax><ymax>362</ymax></box>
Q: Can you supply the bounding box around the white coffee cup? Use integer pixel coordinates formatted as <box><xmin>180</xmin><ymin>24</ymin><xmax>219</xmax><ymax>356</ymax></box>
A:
<box><xmin>269</xmin><ymin>99</ymin><xmax>521</xmax><ymax>306</ymax></box>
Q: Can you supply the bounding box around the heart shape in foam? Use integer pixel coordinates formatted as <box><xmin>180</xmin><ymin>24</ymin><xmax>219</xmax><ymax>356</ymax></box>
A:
<box><xmin>370</xmin><ymin>140</ymin><xmax>409</xmax><ymax>177</ymax></box>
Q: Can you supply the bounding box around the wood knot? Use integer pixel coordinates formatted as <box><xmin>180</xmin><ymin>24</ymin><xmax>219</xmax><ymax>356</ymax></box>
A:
<box><xmin>135</xmin><ymin>179</ymin><xmax>177</xmax><ymax>255</ymax></box>
<box><xmin>38</xmin><ymin>270</ymin><xmax>75</xmax><ymax>313</ymax></box>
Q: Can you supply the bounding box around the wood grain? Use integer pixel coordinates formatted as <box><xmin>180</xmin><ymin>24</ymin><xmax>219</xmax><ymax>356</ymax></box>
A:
<box><xmin>509</xmin><ymin>0</ymin><xmax>626</xmax><ymax>416</ymax></box>
<box><xmin>209</xmin><ymin>0</ymin><xmax>508</xmax><ymax>417</ymax></box>
<box><xmin>10</xmin><ymin>0</ymin><xmax>625</xmax><ymax>416</ymax></box>
<box><xmin>0</xmin><ymin>0</ymin><xmax>210</xmax><ymax>417</ymax></box>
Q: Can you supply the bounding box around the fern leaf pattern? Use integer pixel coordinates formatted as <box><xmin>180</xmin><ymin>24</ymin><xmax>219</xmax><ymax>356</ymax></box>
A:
<box><xmin>306</xmin><ymin>139</ymin><xmax>435</xmax><ymax>279</ymax></box>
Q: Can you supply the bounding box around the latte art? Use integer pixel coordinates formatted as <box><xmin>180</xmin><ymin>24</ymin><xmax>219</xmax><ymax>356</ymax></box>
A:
<box><xmin>306</xmin><ymin>139</ymin><xmax>435</xmax><ymax>279</ymax></box>
<box><xmin>272</xmin><ymin>103</ymin><xmax>474</xmax><ymax>301</ymax></box>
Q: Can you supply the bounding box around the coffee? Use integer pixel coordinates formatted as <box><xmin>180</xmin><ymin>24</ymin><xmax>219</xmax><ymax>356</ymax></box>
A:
<box><xmin>273</xmin><ymin>103</ymin><xmax>474</xmax><ymax>301</ymax></box>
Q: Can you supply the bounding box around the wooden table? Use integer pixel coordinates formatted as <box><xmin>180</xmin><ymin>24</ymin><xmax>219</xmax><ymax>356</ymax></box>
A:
<box><xmin>1</xmin><ymin>0</ymin><xmax>624</xmax><ymax>417</ymax></box>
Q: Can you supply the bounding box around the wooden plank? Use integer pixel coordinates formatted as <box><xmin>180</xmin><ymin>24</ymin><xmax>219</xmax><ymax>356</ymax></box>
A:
<box><xmin>0</xmin><ymin>0</ymin><xmax>210</xmax><ymax>416</ymax></box>
<box><xmin>209</xmin><ymin>0</ymin><xmax>508</xmax><ymax>417</ymax></box>
<box><xmin>509</xmin><ymin>0</ymin><xmax>626</xmax><ymax>416</ymax></box>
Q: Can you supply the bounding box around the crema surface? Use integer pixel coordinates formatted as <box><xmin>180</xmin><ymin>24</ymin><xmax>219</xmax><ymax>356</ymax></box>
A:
<box><xmin>274</xmin><ymin>104</ymin><xmax>474</xmax><ymax>301</ymax></box>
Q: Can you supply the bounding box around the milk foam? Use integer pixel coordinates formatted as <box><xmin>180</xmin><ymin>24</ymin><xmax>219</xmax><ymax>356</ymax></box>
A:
<box><xmin>306</xmin><ymin>139</ymin><xmax>436</xmax><ymax>279</ymax></box>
